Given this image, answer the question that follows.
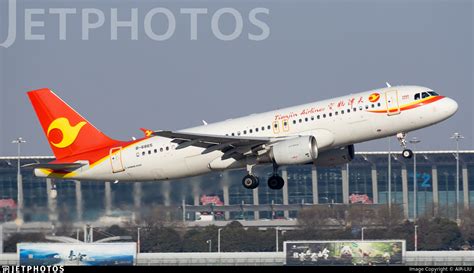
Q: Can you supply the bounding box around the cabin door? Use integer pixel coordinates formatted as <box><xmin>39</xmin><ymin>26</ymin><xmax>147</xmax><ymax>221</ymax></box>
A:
<box><xmin>110</xmin><ymin>147</ymin><xmax>125</xmax><ymax>173</ymax></box>
<box><xmin>385</xmin><ymin>90</ymin><xmax>401</xmax><ymax>116</ymax></box>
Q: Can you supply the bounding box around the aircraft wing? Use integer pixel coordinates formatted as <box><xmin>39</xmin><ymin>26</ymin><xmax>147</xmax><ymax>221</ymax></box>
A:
<box><xmin>151</xmin><ymin>130</ymin><xmax>284</xmax><ymax>159</ymax></box>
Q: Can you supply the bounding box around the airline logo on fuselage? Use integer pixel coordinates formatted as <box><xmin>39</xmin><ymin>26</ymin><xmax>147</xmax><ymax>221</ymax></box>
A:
<box><xmin>368</xmin><ymin>93</ymin><xmax>380</xmax><ymax>103</ymax></box>
<box><xmin>47</xmin><ymin>117</ymin><xmax>86</xmax><ymax>148</ymax></box>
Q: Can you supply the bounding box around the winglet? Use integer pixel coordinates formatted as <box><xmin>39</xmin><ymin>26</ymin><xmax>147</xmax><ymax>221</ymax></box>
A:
<box><xmin>385</xmin><ymin>82</ymin><xmax>391</xmax><ymax>88</ymax></box>
<box><xmin>140</xmin><ymin>128</ymin><xmax>154</xmax><ymax>137</ymax></box>
<box><xmin>202</xmin><ymin>120</ymin><xmax>208</xmax><ymax>125</ymax></box>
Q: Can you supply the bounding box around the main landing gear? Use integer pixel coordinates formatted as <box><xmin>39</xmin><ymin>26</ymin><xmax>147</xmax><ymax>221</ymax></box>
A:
<box><xmin>242</xmin><ymin>174</ymin><xmax>259</xmax><ymax>189</ymax></box>
<box><xmin>241</xmin><ymin>163</ymin><xmax>285</xmax><ymax>190</ymax></box>
<box><xmin>267</xmin><ymin>175</ymin><xmax>285</xmax><ymax>190</ymax></box>
<box><xmin>267</xmin><ymin>163</ymin><xmax>284</xmax><ymax>190</ymax></box>
<box><xmin>397</xmin><ymin>132</ymin><xmax>414</xmax><ymax>159</ymax></box>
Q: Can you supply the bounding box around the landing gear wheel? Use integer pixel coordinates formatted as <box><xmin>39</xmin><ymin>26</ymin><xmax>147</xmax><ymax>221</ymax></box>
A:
<box><xmin>402</xmin><ymin>149</ymin><xmax>414</xmax><ymax>159</ymax></box>
<box><xmin>267</xmin><ymin>175</ymin><xmax>285</xmax><ymax>190</ymax></box>
<box><xmin>242</xmin><ymin>174</ymin><xmax>259</xmax><ymax>189</ymax></box>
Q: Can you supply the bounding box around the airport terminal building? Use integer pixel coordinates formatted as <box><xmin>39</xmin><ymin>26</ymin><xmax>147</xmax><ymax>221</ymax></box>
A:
<box><xmin>0</xmin><ymin>151</ymin><xmax>473</xmax><ymax>224</ymax></box>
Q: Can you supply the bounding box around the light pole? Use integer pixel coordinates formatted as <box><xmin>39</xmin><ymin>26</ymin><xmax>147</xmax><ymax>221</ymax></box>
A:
<box><xmin>218</xmin><ymin>228</ymin><xmax>223</xmax><ymax>253</ymax></box>
<box><xmin>388</xmin><ymin>137</ymin><xmax>392</xmax><ymax>213</ymax></box>
<box><xmin>12</xmin><ymin>137</ymin><xmax>26</xmax><ymax>224</ymax></box>
<box><xmin>361</xmin><ymin>227</ymin><xmax>366</xmax><ymax>240</ymax></box>
<box><xmin>137</xmin><ymin>227</ymin><xmax>141</xmax><ymax>253</ymax></box>
<box><xmin>276</xmin><ymin>227</ymin><xmax>279</xmax><ymax>252</ymax></box>
<box><xmin>409</xmin><ymin>137</ymin><xmax>421</xmax><ymax>223</ymax></box>
<box><xmin>414</xmin><ymin>225</ymin><xmax>418</xmax><ymax>251</ymax></box>
<box><xmin>206</xmin><ymin>239</ymin><xmax>212</xmax><ymax>252</ymax></box>
<box><xmin>451</xmin><ymin>133</ymin><xmax>464</xmax><ymax>225</ymax></box>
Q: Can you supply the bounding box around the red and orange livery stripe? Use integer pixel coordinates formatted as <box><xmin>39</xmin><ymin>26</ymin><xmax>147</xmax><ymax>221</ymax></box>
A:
<box><xmin>368</xmin><ymin>96</ymin><xmax>445</xmax><ymax>114</ymax></box>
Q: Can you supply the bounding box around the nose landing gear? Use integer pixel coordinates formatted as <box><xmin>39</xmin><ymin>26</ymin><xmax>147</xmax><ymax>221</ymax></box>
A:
<box><xmin>397</xmin><ymin>132</ymin><xmax>414</xmax><ymax>159</ymax></box>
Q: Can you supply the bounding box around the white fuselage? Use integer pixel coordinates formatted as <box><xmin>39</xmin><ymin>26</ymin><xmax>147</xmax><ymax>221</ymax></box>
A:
<box><xmin>38</xmin><ymin>85</ymin><xmax>458</xmax><ymax>181</ymax></box>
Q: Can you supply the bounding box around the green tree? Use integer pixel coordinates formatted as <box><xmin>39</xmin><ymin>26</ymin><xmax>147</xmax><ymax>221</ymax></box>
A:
<box><xmin>182</xmin><ymin>225</ymin><xmax>219</xmax><ymax>252</ymax></box>
<box><xmin>4</xmin><ymin>233</ymin><xmax>49</xmax><ymax>253</ymax></box>
<box><xmin>141</xmin><ymin>226</ymin><xmax>182</xmax><ymax>252</ymax></box>
<box><xmin>418</xmin><ymin>217</ymin><xmax>463</xmax><ymax>250</ymax></box>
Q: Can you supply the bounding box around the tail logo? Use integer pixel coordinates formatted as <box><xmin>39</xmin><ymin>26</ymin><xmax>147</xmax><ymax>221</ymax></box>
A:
<box><xmin>47</xmin><ymin>118</ymin><xmax>87</xmax><ymax>148</ymax></box>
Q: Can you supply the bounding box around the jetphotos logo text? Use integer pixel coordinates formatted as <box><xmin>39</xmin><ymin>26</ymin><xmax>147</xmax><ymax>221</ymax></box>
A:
<box><xmin>0</xmin><ymin>0</ymin><xmax>270</xmax><ymax>48</ymax></box>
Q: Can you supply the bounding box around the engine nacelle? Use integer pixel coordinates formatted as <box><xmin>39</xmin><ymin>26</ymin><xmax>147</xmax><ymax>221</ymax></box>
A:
<box><xmin>313</xmin><ymin>145</ymin><xmax>355</xmax><ymax>166</ymax></box>
<box><xmin>270</xmin><ymin>136</ymin><xmax>318</xmax><ymax>165</ymax></box>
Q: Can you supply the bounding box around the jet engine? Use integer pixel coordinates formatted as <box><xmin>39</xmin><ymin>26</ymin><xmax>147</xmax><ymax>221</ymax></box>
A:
<box><xmin>312</xmin><ymin>145</ymin><xmax>355</xmax><ymax>166</ymax></box>
<box><xmin>269</xmin><ymin>136</ymin><xmax>318</xmax><ymax>165</ymax></box>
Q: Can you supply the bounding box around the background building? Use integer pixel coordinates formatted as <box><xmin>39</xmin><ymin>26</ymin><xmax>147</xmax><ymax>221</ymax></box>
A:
<box><xmin>0</xmin><ymin>151</ymin><xmax>473</xmax><ymax>224</ymax></box>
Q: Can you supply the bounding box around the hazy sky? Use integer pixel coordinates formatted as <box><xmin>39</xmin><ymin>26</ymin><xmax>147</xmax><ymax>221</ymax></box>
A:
<box><xmin>0</xmin><ymin>0</ymin><xmax>472</xmax><ymax>156</ymax></box>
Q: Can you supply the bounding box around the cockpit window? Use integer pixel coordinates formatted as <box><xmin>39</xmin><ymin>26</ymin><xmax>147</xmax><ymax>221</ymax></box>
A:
<box><xmin>415</xmin><ymin>91</ymin><xmax>438</xmax><ymax>101</ymax></box>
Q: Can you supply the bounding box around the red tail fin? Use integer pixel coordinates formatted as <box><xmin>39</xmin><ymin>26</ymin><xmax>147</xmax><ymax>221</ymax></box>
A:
<box><xmin>28</xmin><ymin>88</ymin><xmax>118</xmax><ymax>159</ymax></box>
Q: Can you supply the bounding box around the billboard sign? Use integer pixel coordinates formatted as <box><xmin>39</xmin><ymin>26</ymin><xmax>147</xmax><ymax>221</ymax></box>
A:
<box><xmin>18</xmin><ymin>243</ymin><xmax>136</xmax><ymax>266</ymax></box>
<box><xmin>200</xmin><ymin>195</ymin><xmax>224</xmax><ymax>206</ymax></box>
<box><xmin>284</xmin><ymin>240</ymin><xmax>405</xmax><ymax>266</ymax></box>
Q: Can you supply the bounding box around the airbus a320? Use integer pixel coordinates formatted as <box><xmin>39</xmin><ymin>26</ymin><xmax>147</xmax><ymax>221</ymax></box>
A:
<box><xmin>26</xmin><ymin>85</ymin><xmax>458</xmax><ymax>190</ymax></box>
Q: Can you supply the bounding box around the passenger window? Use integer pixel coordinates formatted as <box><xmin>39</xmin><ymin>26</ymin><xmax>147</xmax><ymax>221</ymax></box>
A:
<box><xmin>237</xmin><ymin>131</ymin><xmax>241</xmax><ymax>136</ymax></box>
<box><xmin>365</xmin><ymin>105</ymin><xmax>369</xmax><ymax>110</ymax></box>
<box><xmin>250</xmin><ymin>129</ymin><xmax>253</xmax><ymax>133</ymax></box>
<box><xmin>414</xmin><ymin>93</ymin><xmax>421</xmax><ymax>100</ymax></box>
<box><xmin>293</xmin><ymin>120</ymin><xmax>296</xmax><ymax>124</ymax></box>
<box><xmin>305</xmin><ymin>117</ymin><xmax>308</xmax><ymax>122</ymax></box>
<box><xmin>317</xmin><ymin>115</ymin><xmax>320</xmax><ymax>119</ymax></box>
<box><xmin>160</xmin><ymin>148</ymin><xmax>163</xmax><ymax>152</ymax></box>
<box><xmin>377</xmin><ymin>103</ymin><xmax>381</xmax><ymax>107</ymax></box>
<box><xmin>166</xmin><ymin>146</ymin><xmax>169</xmax><ymax>151</ymax></box>
<box><xmin>311</xmin><ymin>116</ymin><xmax>314</xmax><ymax>121</ymax></box>
<box><xmin>347</xmin><ymin>109</ymin><xmax>351</xmax><ymax>113</ymax></box>
<box><xmin>323</xmin><ymin>114</ymin><xmax>326</xmax><ymax>118</ymax></box>
<box><xmin>267</xmin><ymin>125</ymin><xmax>271</xmax><ymax>130</ymax></box>
<box><xmin>329</xmin><ymin>113</ymin><xmax>332</xmax><ymax>117</ymax></box>
<box><xmin>335</xmin><ymin>111</ymin><xmax>338</xmax><ymax>116</ymax></box>
<box><xmin>353</xmin><ymin>108</ymin><xmax>357</xmax><ymax>112</ymax></box>
<box><xmin>371</xmin><ymin>104</ymin><xmax>375</xmax><ymax>108</ymax></box>
<box><xmin>422</xmin><ymin>92</ymin><xmax>430</xmax><ymax>99</ymax></box>
<box><xmin>243</xmin><ymin>130</ymin><xmax>247</xmax><ymax>134</ymax></box>
<box><xmin>142</xmin><ymin>151</ymin><xmax>145</xmax><ymax>156</ymax></box>
<box><xmin>154</xmin><ymin>149</ymin><xmax>157</xmax><ymax>153</ymax></box>
<box><xmin>231</xmin><ymin>133</ymin><xmax>235</xmax><ymax>136</ymax></box>
<box><xmin>255</xmin><ymin>128</ymin><xmax>259</xmax><ymax>132</ymax></box>
<box><xmin>299</xmin><ymin>119</ymin><xmax>302</xmax><ymax>123</ymax></box>
<box><xmin>148</xmin><ymin>150</ymin><xmax>151</xmax><ymax>155</ymax></box>
<box><xmin>359</xmin><ymin>106</ymin><xmax>363</xmax><ymax>110</ymax></box>
<box><xmin>262</xmin><ymin>126</ymin><xmax>265</xmax><ymax>131</ymax></box>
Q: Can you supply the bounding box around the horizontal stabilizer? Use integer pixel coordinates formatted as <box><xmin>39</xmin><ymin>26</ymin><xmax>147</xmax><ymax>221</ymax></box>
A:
<box><xmin>22</xmin><ymin>162</ymin><xmax>85</xmax><ymax>171</ymax></box>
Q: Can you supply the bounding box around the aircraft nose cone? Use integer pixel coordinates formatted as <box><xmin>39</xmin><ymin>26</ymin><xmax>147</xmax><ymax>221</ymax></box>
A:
<box><xmin>445</xmin><ymin>97</ymin><xmax>458</xmax><ymax>117</ymax></box>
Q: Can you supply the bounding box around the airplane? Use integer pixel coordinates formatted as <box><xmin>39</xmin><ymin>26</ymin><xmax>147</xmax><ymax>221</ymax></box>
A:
<box><xmin>26</xmin><ymin>85</ymin><xmax>458</xmax><ymax>190</ymax></box>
